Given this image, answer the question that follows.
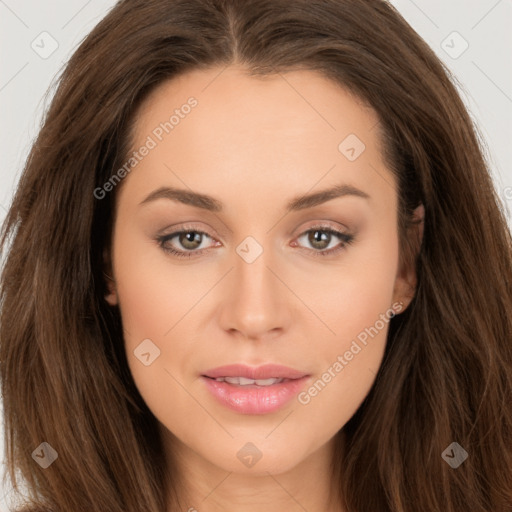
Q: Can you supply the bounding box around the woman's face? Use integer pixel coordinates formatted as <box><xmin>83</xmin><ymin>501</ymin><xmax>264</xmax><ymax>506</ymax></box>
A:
<box><xmin>105</xmin><ymin>65</ymin><xmax>417</xmax><ymax>477</ymax></box>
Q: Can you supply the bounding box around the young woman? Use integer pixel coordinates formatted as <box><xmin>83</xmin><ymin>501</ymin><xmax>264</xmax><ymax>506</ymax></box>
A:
<box><xmin>1</xmin><ymin>0</ymin><xmax>511</xmax><ymax>511</ymax></box>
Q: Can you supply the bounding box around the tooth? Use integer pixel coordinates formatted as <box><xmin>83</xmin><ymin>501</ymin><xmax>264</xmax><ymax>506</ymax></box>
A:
<box><xmin>238</xmin><ymin>377</ymin><xmax>256</xmax><ymax>385</ymax></box>
<box><xmin>219</xmin><ymin>377</ymin><xmax>285</xmax><ymax>386</ymax></box>
<box><xmin>224</xmin><ymin>376</ymin><xmax>259</xmax><ymax>385</ymax></box>
<box><xmin>255</xmin><ymin>378</ymin><xmax>282</xmax><ymax>385</ymax></box>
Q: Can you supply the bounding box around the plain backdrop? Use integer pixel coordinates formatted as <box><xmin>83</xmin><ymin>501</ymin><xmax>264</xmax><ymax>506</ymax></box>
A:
<box><xmin>0</xmin><ymin>0</ymin><xmax>511</xmax><ymax>509</ymax></box>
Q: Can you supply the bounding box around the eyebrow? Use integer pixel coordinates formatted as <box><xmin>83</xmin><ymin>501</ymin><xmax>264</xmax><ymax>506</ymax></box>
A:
<box><xmin>139</xmin><ymin>183</ymin><xmax>370</xmax><ymax>212</ymax></box>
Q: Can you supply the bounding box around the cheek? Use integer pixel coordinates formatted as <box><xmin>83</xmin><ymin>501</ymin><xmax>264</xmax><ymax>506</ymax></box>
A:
<box><xmin>112</xmin><ymin>241</ymin><xmax>195</xmax><ymax>424</ymax></box>
<box><xmin>111</xmin><ymin>227</ymin><xmax>210</xmax><ymax>405</ymax></box>
<box><xmin>298</xmin><ymin>228</ymin><xmax>399</xmax><ymax>409</ymax></box>
<box><xmin>310</xmin><ymin>225</ymin><xmax>400</xmax><ymax>353</ymax></box>
<box><xmin>112</xmin><ymin>226</ymin><xmax>203</xmax><ymax>341</ymax></box>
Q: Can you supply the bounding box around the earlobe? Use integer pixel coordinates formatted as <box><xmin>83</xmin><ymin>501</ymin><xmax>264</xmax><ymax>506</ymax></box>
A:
<box><xmin>102</xmin><ymin>248</ymin><xmax>118</xmax><ymax>306</ymax></box>
<box><xmin>392</xmin><ymin>203</ymin><xmax>425</xmax><ymax>312</ymax></box>
<box><xmin>103</xmin><ymin>272</ymin><xmax>118</xmax><ymax>306</ymax></box>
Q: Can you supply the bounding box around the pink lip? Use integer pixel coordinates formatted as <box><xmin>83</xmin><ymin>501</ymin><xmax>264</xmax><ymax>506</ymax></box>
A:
<box><xmin>202</xmin><ymin>363</ymin><xmax>308</xmax><ymax>380</ymax></box>
<box><xmin>201</xmin><ymin>364</ymin><xmax>310</xmax><ymax>415</ymax></box>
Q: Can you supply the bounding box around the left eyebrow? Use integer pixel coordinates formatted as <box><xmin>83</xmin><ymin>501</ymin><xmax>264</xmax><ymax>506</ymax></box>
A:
<box><xmin>138</xmin><ymin>183</ymin><xmax>371</xmax><ymax>212</ymax></box>
<box><xmin>286</xmin><ymin>184</ymin><xmax>371</xmax><ymax>211</ymax></box>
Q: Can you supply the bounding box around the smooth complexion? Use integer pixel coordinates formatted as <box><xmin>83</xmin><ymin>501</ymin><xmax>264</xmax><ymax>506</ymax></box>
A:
<box><xmin>104</xmin><ymin>65</ymin><xmax>423</xmax><ymax>512</ymax></box>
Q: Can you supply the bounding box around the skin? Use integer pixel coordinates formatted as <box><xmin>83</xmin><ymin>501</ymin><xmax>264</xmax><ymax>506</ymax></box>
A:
<box><xmin>104</xmin><ymin>65</ymin><xmax>423</xmax><ymax>512</ymax></box>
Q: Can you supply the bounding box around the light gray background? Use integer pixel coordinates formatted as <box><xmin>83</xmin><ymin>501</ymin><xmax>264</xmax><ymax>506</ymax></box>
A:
<box><xmin>0</xmin><ymin>0</ymin><xmax>511</xmax><ymax>509</ymax></box>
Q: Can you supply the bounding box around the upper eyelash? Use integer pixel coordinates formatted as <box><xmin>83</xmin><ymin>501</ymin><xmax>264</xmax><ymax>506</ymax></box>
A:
<box><xmin>156</xmin><ymin>226</ymin><xmax>355</xmax><ymax>259</ymax></box>
<box><xmin>300</xmin><ymin>228</ymin><xmax>355</xmax><ymax>257</ymax></box>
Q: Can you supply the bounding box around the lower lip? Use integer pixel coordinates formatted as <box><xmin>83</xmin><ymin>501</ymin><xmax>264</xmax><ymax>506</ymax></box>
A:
<box><xmin>201</xmin><ymin>376</ymin><xmax>310</xmax><ymax>415</ymax></box>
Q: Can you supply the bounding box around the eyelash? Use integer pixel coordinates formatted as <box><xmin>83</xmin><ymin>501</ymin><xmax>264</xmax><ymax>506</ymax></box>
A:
<box><xmin>156</xmin><ymin>224</ymin><xmax>355</xmax><ymax>260</ymax></box>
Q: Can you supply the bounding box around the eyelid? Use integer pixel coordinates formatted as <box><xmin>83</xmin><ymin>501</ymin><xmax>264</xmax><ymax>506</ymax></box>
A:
<box><xmin>291</xmin><ymin>219</ymin><xmax>350</xmax><ymax>236</ymax></box>
<box><xmin>158</xmin><ymin>220</ymin><xmax>349</xmax><ymax>242</ymax></box>
<box><xmin>156</xmin><ymin>220</ymin><xmax>355</xmax><ymax>258</ymax></box>
<box><xmin>157</xmin><ymin>222</ymin><xmax>216</xmax><ymax>238</ymax></box>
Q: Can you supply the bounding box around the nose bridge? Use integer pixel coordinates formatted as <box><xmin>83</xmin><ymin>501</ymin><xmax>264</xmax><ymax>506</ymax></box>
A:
<box><xmin>220</xmin><ymin>233</ymin><xmax>286</xmax><ymax>337</ymax></box>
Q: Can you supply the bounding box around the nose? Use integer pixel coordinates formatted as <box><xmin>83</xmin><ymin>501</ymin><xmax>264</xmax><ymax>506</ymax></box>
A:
<box><xmin>218</xmin><ymin>241</ymin><xmax>290</xmax><ymax>341</ymax></box>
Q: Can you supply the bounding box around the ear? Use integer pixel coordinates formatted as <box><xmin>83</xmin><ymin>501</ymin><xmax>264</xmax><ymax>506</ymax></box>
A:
<box><xmin>103</xmin><ymin>248</ymin><xmax>118</xmax><ymax>306</ymax></box>
<box><xmin>392</xmin><ymin>204</ymin><xmax>424</xmax><ymax>312</ymax></box>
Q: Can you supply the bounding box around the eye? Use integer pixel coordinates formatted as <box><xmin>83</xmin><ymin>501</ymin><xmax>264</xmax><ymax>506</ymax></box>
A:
<box><xmin>156</xmin><ymin>224</ymin><xmax>355</xmax><ymax>259</ymax></box>
<box><xmin>157</xmin><ymin>227</ymin><xmax>217</xmax><ymax>259</ymax></box>
<box><xmin>293</xmin><ymin>225</ymin><xmax>355</xmax><ymax>257</ymax></box>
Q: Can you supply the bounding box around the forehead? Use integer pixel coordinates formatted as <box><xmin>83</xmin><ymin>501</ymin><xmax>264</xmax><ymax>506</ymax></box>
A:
<box><xmin>132</xmin><ymin>65</ymin><xmax>381</xmax><ymax>149</ymax></box>
<box><xmin>120</xmin><ymin>65</ymin><xmax>395</xmax><ymax>213</ymax></box>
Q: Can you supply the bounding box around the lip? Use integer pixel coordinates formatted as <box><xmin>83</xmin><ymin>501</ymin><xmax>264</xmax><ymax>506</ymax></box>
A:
<box><xmin>202</xmin><ymin>363</ymin><xmax>308</xmax><ymax>380</ymax></box>
<box><xmin>201</xmin><ymin>364</ymin><xmax>310</xmax><ymax>415</ymax></box>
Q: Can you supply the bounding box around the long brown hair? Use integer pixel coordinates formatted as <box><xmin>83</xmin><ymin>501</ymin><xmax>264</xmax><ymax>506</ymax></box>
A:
<box><xmin>1</xmin><ymin>0</ymin><xmax>511</xmax><ymax>510</ymax></box>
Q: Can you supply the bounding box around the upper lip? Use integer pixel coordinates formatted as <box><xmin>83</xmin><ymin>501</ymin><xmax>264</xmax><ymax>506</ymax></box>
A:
<box><xmin>202</xmin><ymin>364</ymin><xmax>308</xmax><ymax>380</ymax></box>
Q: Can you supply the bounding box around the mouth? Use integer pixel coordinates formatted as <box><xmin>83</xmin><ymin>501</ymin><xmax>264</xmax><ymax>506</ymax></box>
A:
<box><xmin>203</xmin><ymin>376</ymin><xmax>293</xmax><ymax>387</ymax></box>
<box><xmin>200</xmin><ymin>364</ymin><xmax>310</xmax><ymax>414</ymax></box>
<box><xmin>202</xmin><ymin>363</ymin><xmax>308</xmax><ymax>381</ymax></box>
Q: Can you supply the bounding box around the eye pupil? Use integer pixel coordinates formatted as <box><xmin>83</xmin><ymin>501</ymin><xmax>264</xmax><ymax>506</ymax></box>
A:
<box><xmin>309</xmin><ymin>230</ymin><xmax>330</xmax><ymax>249</ymax></box>
<box><xmin>180</xmin><ymin>231</ymin><xmax>202</xmax><ymax>249</ymax></box>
